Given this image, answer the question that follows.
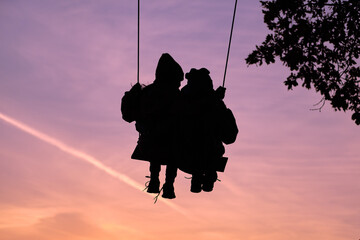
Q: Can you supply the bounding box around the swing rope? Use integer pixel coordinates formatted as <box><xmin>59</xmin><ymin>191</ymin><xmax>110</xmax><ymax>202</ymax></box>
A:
<box><xmin>222</xmin><ymin>0</ymin><xmax>238</xmax><ymax>88</ymax></box>
<box><xmin>137</xmin><ymin>0</ymin><xmax>140</xmax><ymax>84</ymax></box>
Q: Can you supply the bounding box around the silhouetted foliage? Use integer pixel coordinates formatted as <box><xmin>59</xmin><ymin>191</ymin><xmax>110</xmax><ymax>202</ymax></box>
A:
<box><xmin>246</xmin><ymin>0</ymin><xmax>360</xmax><ymax>124</ymax></box>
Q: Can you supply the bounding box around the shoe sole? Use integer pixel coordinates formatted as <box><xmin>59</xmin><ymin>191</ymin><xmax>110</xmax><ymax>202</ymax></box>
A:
<box><xmin>162</xmin><ymin>194</ymin><xmax>176</xmax><ymax>199</ymax></box>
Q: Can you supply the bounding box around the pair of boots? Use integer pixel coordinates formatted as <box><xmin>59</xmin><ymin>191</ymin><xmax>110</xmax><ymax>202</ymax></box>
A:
<box><xmin>190</xmin><ymin>171</ymin><xmax>217</xmax><ymax>193</ymax></box>
<box><xmin>147</xmin><ymin>178</ymin><xmax>175</xmax><ymax>199</ymax></box>
<box><xmin>147</xmin><ymin>164</ymin><xmax>177</xmax><ymax>199</ymax></box>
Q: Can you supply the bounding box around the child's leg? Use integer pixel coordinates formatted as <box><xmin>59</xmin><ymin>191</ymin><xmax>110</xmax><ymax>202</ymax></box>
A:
<box><xmin>147</xmin><ymin>162</ymin><xmax>161</xmax><ymax>193</ymax></box>
<box><xmin>162</xmin><ymin>165</ymin><xmax>177</xmax><ymax>199</ymax></box>
<box><xmin>164</xmin><ymin>165</ymin><xmax>177</xmax><ymax>184</ymax></box>
<box><xmin>149</xmin><ymin>162</ymin><xmax>161</xmax><ymax>178</ymax></box>
<box><xmin>202</xmin><ymin>170</ymin><xmax>217</xmax><ymax>192</ymax></box>
<box><xmin>190</xmin><ymin>171</ymin><xmax>203</xmax><ymax>193</ymax></box>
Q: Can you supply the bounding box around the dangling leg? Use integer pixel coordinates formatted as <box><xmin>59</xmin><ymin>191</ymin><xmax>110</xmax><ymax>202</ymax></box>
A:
<box><xmin>202</xmin><ymin>170</ymin><xmax>218</xmax><ymax>192</ymax></box>
<box><xmin>190</xmin><ymin>170</ymin><xmax>203</xmax><ymax>193</ymax></box>
<box><xmin>147</xmin><ymin>162</ymin><xmax>161</xmax><ymax>193</ymax></box>
<box><xmin>162</xmin><ymin>164</ymin><xmax>177</xmax><ymax>199</ymax></box>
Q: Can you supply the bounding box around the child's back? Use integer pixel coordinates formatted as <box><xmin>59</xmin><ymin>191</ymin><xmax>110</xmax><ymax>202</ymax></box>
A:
<box><xmin>176</xmin><ymin>68</ymin><xmax>238</xmax><ymax>192</ymax></box>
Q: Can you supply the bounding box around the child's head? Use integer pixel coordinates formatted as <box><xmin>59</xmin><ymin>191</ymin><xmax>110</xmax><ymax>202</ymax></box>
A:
<box><xmin>185</xmin><ymin>68</ymin><xmax>214</xmax><ymax>92</ymax></box>
<box><xmin>155</xmin><ymin>53</ymin><xmax>184</xmax><ymax>86</ymax></box>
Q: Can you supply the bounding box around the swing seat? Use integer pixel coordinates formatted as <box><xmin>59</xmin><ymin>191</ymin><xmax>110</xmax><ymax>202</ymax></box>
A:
<box><xmin>215</xmin><ymin>157</ymin><xmax>228</xmax><ymax>172</ymax></box>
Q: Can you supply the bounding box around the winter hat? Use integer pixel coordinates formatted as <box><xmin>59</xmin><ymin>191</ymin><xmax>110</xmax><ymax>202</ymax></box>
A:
<box><xmin>185</xmin><ymin>68</ymin><xmax>213</xmax><ymax>91</ymax></box>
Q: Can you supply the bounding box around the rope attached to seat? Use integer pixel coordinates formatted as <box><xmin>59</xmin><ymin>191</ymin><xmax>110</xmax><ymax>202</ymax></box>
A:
<box><xmin>222</xmin><ymin>0</ymin><xmax>238</xmax><ymax>88</ymax></box>
<box><xmin>137</xmin><ymin>0</ymin><xmax>140</xmax><ymax>84</ymax></box>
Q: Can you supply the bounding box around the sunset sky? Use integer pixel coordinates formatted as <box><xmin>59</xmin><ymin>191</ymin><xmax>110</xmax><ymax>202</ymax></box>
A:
<box><xmin>0</xmin><ymin>0</ymin><xmax>359</xmax><ymax>239</ymax></box>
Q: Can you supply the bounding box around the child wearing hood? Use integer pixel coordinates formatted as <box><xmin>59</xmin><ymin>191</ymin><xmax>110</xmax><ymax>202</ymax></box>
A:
<box><xmin>121</xmin><ymin>53</ymin><xmax>184</xmax><ymax>199</ymax></box>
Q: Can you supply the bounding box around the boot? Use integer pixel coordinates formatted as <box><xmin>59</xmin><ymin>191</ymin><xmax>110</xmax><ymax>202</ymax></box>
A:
<box><xmin>190</xmin><ymin>174</ymin><xmax>202</xmax><ymax>193</ymax></box>
<box><xmin>162</xmin><ymin>182</ymin><xmax>176</xmax><ymax>199</ymax></box>
<box><xmin>147</xmin><ymin>163</ymin><xmax>161</xmax><ymax>193</ymax></box>
<box><xmin>162</xmin><ymin>166</ymin><xmax>176</xmax><ymax>199</ymax></box>
<box><xmin>147</xmin><ymin>178</ymin><xmax>160</xmax><ymax>193</ymax></box>
<box><xmin>202</xmin><ymin>171</ymin><xmax>217</xmax><ymax>192</ymax></box>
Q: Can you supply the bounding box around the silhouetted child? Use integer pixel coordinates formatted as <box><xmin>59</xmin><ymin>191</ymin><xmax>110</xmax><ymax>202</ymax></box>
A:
<box><xmin>175</xmin><ymin>68</ymin><xmax>238</xmax><ymax>193</ymax></box>
<box><xmin>121</xmin><ymin>53</ymin><xmax>184</xmax><ymax>199</ymax></box>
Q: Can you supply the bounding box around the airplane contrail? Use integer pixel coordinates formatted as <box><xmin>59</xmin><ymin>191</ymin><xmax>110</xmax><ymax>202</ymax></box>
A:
<box><xmin>0</xmin><ymin>112</ymin><xmax>191</xmax><ymax>217</ymax></box>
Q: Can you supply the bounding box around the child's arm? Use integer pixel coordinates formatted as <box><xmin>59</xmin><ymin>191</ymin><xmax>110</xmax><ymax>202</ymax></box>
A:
<box><xmin>215</xmin><ymin>86</ymin><xmax>226</xmax><ymax>100</ymax></box>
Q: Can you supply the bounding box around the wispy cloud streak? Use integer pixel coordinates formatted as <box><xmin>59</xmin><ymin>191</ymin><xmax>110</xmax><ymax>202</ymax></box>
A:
<box><xmin>0</xmin><ymin>112</ymin><xmax>190</xmax><ymax>217</ymax></box>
